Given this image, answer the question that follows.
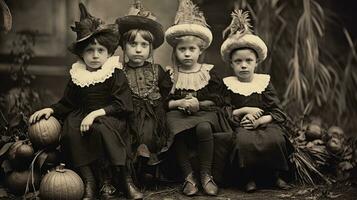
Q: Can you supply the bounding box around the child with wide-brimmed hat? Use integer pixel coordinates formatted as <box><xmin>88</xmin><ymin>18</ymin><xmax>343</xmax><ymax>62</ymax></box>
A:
<box><xmin>29</xmin><ymin>3</ymin><xmax>139</xmax><ymax>199</ymax></box>
<box><xmin>115</xmin><ymin>0</ymin><xmax>173</xmax><ymax>194</ymax></box>
<box><xmin>164</xmin><ymin>0</ymin><xmax>232</xmax><ymax>196</ymax></box>
<box><xmin>221</xmin><ymin>9</ymin><xmax>292</xmax><ymax>193</ymax></box>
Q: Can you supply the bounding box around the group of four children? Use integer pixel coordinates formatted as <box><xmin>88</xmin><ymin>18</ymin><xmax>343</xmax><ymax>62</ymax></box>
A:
<box><xmin>28</xmin><ymin>1</ymin><xmax>291</xmax><ymax>199</ymax></box>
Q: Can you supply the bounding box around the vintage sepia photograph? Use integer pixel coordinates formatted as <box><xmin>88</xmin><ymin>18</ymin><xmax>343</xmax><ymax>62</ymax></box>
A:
<box><xmin>0</xmin><ymin>0</ymin><xmax>357</xmax><ymax>199</ymax></box>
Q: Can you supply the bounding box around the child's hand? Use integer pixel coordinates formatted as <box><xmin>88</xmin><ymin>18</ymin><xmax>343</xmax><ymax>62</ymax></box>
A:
<box><xmin>29</xmin><ymin>108</ymin><xmax>54</xmax><ymax>124</ymax></box>
<box><xmin>240</xmin><ymin>114</ymin><xmax>260</xmax><ymax>130</ymax></box>
<box><xmin>246</xmin><ymin>107</ymin><xmax>264</xmax><ymax>118</ymax></box>
<box><xmin>186</xmin><ymin>97</ymin><xmax>199</xmax><ymax>113</ymax></box>
<box><xmin>80</xmin><ymin>113</ymin><xmax>96</xmax><ymax>134</ymax></box>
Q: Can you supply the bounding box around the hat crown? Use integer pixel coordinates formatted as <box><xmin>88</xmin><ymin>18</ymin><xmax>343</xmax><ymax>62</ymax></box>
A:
<box><xmin>127</xmin><ymin>0</ymin><xmax>157</xmax><ymax>20</ymax></box>
<box><xmin>71</xmin><ymin>3</ymin><xmax>105</xmax><ymax>41</ymax></box>
<box><xmin>222</xmin><ymin>9</ymin><xmax>252</xmax><ymax>40</ymax></box>
<box><xmin>174</xmin><ymin>0</ymin><xmax>209</xmax><ymax>27</ymax></box>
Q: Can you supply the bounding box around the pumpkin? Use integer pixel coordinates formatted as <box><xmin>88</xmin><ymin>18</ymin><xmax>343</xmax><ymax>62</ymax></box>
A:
<box><xmin>6</xmin><ymin>170</ymin><xmax>40</xmax><ymax>195</ymax></box>
<box><xmin>7</xmin><ymin>139</ymin><xmax>34</xmax><ymax>170</ymax></box>
<box><xmin>327</xmin><ymin>126</ymin><xmax>344</xmax><ymax>139</ymax></box>
<box><xmin>40</xmin><ymin>163</ymin><xmax>84</xmax><ymax>200</ymax></box>
<box><xmin>28</xmin><ymin>116</ymin><xmax>61</xmax><ymax>148</ymax></box>
<box><xmin>16</xmin><ymin>143</ymin><xmax>34</xmax><ymax>159</ymax></box>
<box><xmin>7</xmin><ymin>139</ymin><xmax>24</xmax><ymax>160</ymax></box>
<box><xmin>327</xmin><ymin>137</ymin><xmax>343</xmax><ymax>154</ymax></box>
<box><xmin>305</xmin><ymin>118</ymin><xmax>324</xmax><ymax>141</ymax></box>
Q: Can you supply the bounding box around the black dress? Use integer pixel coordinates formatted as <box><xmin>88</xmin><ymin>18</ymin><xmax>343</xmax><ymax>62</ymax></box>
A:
<box><xmin>51</xmin><ymin>68</ymin><xmax>133</xmax><ymax>168</ymax></box>
<box><xmin>166</xmin><ymin>64</ymin><xmax>234</xmax><ymax>182</ymax></box>
<box><xmin>122</xmin><ymin>62</ymin><xmax>174</xmax><ymax>166</ymax></box>
<box><xmin>223</xmin><ymin>75</ymin><xmax>291</xmax><ymax>171</ymax></box>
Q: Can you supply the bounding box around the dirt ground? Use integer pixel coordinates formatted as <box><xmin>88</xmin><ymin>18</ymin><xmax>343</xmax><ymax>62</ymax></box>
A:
<box><xmin>138</xmin><ymin>183</ymin><xmax>357</xmax><ymax>200</ymax></box>
<box><xmin>1</xmin><ymin>183</ymin><xmax>357</xmax><ymax>200</ymax></box>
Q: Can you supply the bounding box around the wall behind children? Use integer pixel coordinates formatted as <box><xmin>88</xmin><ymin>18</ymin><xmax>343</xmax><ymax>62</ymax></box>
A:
<box><xmin>0</xmin><ymin>0</ymin><xmax>356</xmax><ymax>105</ymax></box>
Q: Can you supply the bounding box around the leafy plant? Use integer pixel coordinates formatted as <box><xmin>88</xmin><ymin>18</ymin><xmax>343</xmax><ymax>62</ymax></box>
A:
<box><xmin>1</xmin><ymin>30</ymin><xmax>41</xmax><ymax>121</ymax></box>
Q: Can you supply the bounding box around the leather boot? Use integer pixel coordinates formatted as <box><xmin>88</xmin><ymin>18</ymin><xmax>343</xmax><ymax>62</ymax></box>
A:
<box><xmin>245</xmin><ymin>179</ymin><xmax>257</xmax><ymax>193</ymax></box>
<box><xmin>99</xmin><ymin>180</ymin><xmax>117</xmax><ymax>200</ymax></box>
<box><xmin>274</xmin><ymin>171</ymin><xmax>291</xmax><ymax>190</ymax></box>
<box><xmin>201</xmin><ymin>173</ymin><xmax>218</xmax><ymax>196</ymax></box>
<box><xmin>123</xmin><ymin>176</ymin><xmax>143</xmax><ymax>200</ymax></box>
<box><xmin>182</xmin><ymin>172</ymin><xmax>198</xmax><ymax>196</ymax></box>
<box><xmin>116</xmin><ymin>166</ymin><xmax>143</xmax><ymax>200</ymax></box>
<box><xmin>80</xmin><ymin>165</ymin><xmax>97</xmax><ymax>200</ymax></box>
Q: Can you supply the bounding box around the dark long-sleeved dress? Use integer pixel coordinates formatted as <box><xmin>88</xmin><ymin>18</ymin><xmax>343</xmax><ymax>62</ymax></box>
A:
<box><xmin>122</xmin><ymin>62</ymin><xmax>174</xmax><ymax>166</ymax></box>
<box><xmin>222</xmin><ymin>74</ymin><xmax>291</xmax><ymax>171</ymax></box>
<box><xmin>166</xmin><ymin>64</ymin><xmax>234</xmax><ymax>182</ymax></box>
<box><xmin>51</xmin><ymin>58</ymin><xmax>133</xmax><ymax>168</ymax></box>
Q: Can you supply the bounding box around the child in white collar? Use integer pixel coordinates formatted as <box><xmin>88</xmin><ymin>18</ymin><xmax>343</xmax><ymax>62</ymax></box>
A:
<box><xmin>221</xmin><ymin>10</ymin><xmax>291</xmax><ymax>192</ymax></box>
<box><xmin>29</xmin><ymin>3</ymin><xmax>141</xmax><ymax>199</ymax></box>
<box><xmin>164</xmin><ymin>0</ymin><xmax>228</xmax><ymax>197</ymax></box>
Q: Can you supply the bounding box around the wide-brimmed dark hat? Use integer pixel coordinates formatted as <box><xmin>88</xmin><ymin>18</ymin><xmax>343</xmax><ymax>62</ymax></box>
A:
<box><xmin>115</xmin><ymin>0</ymin><xmax>164</xmax><ymax>49</ymax></box>
<box><xmin>68</xmin><ymin>3</ymin><xmax>118</xmax><ymax>54</ymax></box>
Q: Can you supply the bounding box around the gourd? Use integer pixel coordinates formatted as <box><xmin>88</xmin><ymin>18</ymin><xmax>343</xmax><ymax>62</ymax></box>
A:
<box><xmin>28</xmin><ymin>116</ymin><xmax>61</xmax><ymax>148</ymax></box>
<box><xmin>40</xmin><ymin>163</ymin><xmax>84</xmax><ymax>200</ymax></box>
<box><xmin>6</xmin><ymin>170</ymin><xmax>40</xmax><ymax>195</ymax></box>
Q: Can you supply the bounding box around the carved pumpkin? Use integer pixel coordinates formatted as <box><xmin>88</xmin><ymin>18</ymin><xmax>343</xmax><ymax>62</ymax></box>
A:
<box><xmin>6</xmin><ymin>170</ymin><xmax>40</xmax><ymax>195</ymax></box>
<box><xmin>28</xmin><ymin>116</ymin><xmax>61</xmax><ymax>148</ymax></box>
<box><xmin>40</xmin><ymin>163</ymin><xmax>84</xmax><ymax>200</ymax></box>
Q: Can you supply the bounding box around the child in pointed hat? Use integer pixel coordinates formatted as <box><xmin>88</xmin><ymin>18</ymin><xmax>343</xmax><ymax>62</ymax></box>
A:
<box><xmin>115</xmin><ymin>0</ymin><xmax>174</xmax><ymax>193</ymax></box>
<box><xmin>164</xmin><ymin>0</ymin><xmax>233</xmax><ymax>196</ymax></box>
<box><xmin>29</xmin><ymin>3</ymin><xmax>138</xmax><ymax>199</ymax></box>
<box><xmin>220</xmin><ymin>9</ymin><xmax>292</xmax><ymax>192</ymax></box>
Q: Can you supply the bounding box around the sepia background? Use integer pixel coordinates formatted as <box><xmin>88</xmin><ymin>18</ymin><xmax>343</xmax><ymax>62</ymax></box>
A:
<box><xmin>1</xmin><ymin>0</ymin><xmax>357</xmax><ymax>134</ymax></box>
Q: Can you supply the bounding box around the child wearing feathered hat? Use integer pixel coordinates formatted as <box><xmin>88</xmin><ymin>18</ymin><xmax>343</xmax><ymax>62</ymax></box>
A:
<box><xmin>29</xmin><ymin>3</ymin><xmax>138</xmax><ymax>199</ymax></box>
<box><xmin>220</xmin><ymin>9</ymin><xmax>292</xmax><ymax>192</ymax></box>
<box><xmin>115</xmin><ymin>0</ymin><xmax>173</xmax><ymax>193</ymax></box>
<box><xmin>164</xmin><ymin>0</ymin><xmax>230</xmax><ymax>196</ymax></box>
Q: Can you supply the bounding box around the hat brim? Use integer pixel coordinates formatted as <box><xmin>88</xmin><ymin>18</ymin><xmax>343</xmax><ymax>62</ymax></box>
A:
<box><xmin>116</xmin><ymin>15</ymin><xmax>164</xmax><ymax>49</ymax></box>
<box><xmin>68</xmin><ymin>26</ymin><xmax>118</xmax><ymax>55</ymax></box>
<box><xmin>165</xmin><ymin>24</ymin><xmax>212</xmax><ymax>49</ymax></box>
<box><xmin>220</xmin><ymin>34</ymin><xmax>268</xmax><ymax>63</ymax></box>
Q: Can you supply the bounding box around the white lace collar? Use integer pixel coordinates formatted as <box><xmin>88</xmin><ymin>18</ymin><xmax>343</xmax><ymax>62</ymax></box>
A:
<box><xmin>69</xmin><ymin>56</ymin><xmax>123</xmax><ymax>87</ymax></box>
<box><xmin>167</xmin><ymin>64</ymin><xmax>214</xmax><ymax>91</ymax></box>
<box><xmin>223</xmin><ymin>73</ymin><xmax>270</xmax><ymax>96</ymax></box>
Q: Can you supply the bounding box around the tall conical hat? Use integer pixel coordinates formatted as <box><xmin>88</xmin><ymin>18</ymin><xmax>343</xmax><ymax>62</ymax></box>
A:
<box><xmin>165</xmin><ymin>0</ymin><xmax>212</xmax><ymax>49</ymax></box>
<box><xmin>68</xmin><ymin>3</ymin><xmax>117</xmax><ymax>54</ymax></box>
<box><xmin>220</xmin><ymin>9</ymin><xmax>267</xmax><ymax>63</ymax></box>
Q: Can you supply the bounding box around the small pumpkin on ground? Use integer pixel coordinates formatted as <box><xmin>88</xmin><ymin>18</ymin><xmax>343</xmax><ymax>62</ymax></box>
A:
<box><xmin>40</xmin><ymin>163</ymin><xmax>84</xmax><ymax>200</ymax></box>
<box><xmin>5</xmin><ymin>170</ymin><xmax>40</xmax><ymax>195</ymax></box>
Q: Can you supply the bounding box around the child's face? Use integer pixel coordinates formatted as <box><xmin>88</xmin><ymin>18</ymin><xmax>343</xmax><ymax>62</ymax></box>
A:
<box><xmin>82</xmin><ymin>40</ymin><xmax>109</xmax><ymax>71</ymax></box>
<box><xmin>175</xmin><ymin>40</ymin><xmax>202</xmax><ymax>68</ymax></box>
<box><xmin>230</xmin><ymin>49</ymin><xmax>258</xmax><ymax>82</ymax></box>
<box><xmin>125</xmin><ymin>33</ymin><xmax>150</xmax><ymax>66</ymax></box>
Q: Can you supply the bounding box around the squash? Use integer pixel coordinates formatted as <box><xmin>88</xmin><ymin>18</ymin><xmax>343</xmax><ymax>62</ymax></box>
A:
<box><xmin>28</xmin><ymin>116</ymin><xmax>61</xmax><ymax>148</ymax></box>
<box><xmin>6</xmin><ymin>170</ymin><xmax>40</xmax><ymax>195</ymax></box>
<box><xmin>327</xmin><ymin>126</ymin><xmax>344</xmax><ymax>139</ymax></box>
<box><xmin>40</xmin><ymin>163</ymin><xmax>84</xmax><ymax>200</ymax></box>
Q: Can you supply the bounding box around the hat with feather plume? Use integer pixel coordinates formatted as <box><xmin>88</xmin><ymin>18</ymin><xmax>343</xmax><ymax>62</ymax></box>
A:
<box><xmin>115</xmin><ymin>0</ymin><xmax>164</xmax><ymax>49</ymax></box>
<box><xmin>165</xmin><ymin>0</ymin><xmax>212</xmax><ymax>49</ymax></box>
<box><xmin>220</xmin><ymin>9</ymin><xmax>267</xmax><ymax>63</ymax></box>
<box><xmin>68</xmin><ymin>3</ymin><xmax>118</xmax><ymax>54</ymax></box>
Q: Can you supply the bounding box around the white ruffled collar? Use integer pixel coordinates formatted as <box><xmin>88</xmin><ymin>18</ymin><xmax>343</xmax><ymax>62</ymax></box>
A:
<box><xmin>223</xmin><ymin>73</ymin><xmax>270</xmax><ymax>96</ymax></box>
<box><xmin>69</xmin><ymin>56</ymin><xmax>123</xmax><ymax>87</ymax></box>
<box><xmin>167</xmin><ymin>64</ymin><xmax>214</xmax><ymax>91</ymax></box>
